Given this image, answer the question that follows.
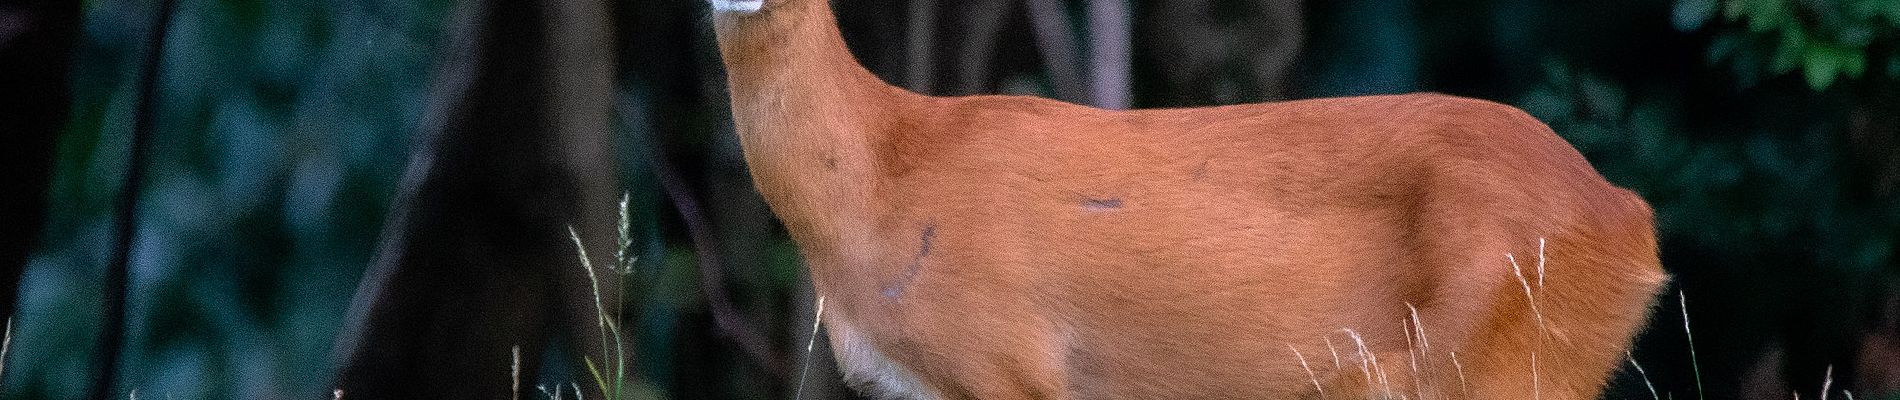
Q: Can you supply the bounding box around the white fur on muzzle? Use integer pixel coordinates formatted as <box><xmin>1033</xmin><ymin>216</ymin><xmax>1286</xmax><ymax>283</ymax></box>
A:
<box><xmin>709</xmin><ymin>0</ymin><xmax>763</xmax><ymax>13</ymax></box>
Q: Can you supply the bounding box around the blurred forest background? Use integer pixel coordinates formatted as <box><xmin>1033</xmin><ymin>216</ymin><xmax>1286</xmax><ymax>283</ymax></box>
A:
<box><xmin>1</xmin><ymin>0</ymin><xmax>1898</xmax><ymax>398</ymax></box>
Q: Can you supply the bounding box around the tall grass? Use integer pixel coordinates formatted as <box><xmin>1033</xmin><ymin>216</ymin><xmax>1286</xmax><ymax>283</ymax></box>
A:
<box><xmin>565</xmin><ymin>193</ymin><xmax>639</xmax><ymax>400</ymax></box>
<box><xmin>794</xmin><ymin>296</ymin><xmax>828</xmax><ymax>400</ymax></box>
<box><xmin>1681</xmin><ymin>291</ymin><xmax>1704</xmax><ymax>400</ymax></box>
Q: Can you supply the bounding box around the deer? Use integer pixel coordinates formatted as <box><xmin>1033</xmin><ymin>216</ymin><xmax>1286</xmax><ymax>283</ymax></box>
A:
<box><xmin>708</xmin><ymin>0</ymin><xmax>1669</xmax><ymax>398</ymax></box>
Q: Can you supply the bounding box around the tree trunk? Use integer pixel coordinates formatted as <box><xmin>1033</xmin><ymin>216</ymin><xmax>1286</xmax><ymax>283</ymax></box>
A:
<box><xmin>0</xmin><ymin>0</ymin><xmax>81</xmax><ymax>337</ymax></box>
<box><xmin>327</xmin><ymin>0</ymin><xmax>619</xmax><ymax>396</ymax></box>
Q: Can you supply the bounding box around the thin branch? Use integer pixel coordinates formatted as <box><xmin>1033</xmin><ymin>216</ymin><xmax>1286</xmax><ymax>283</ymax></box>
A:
<box><xmin>90</xmin><ymin>0</ymin><xmax>176</xmax><ymax>398</ymax></box>
<box><xmin>620</xmin><ymin>101</ymin><xmax>784</xmax><ymax>378</ymax></box>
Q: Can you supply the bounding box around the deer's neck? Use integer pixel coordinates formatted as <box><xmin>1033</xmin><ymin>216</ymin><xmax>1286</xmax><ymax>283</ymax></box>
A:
<box><xmin>717</xmin><ymin>2</ymin><xmax>920</xmax><ymax>289</ymax></box>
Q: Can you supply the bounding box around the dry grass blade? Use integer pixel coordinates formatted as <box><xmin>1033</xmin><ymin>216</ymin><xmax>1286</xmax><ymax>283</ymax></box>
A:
<box><xmin>1</xmin><ymin>317</ymin><xmax>11</xmax><ymax>382</ymax></box>
<box><xmin>1627</xmin><ymin>350</ymin><xmax>1660</xmax><ymax>400</ymax></box>
<box><xmin>512</xmin><ymin>345</ymin><xmax>521</xmax><ymax>400</ymax></box>
<box><xmin>1532</xmin><ymin>353</ymin><xmax>1541</xmax><ymax>400</ymax></box>
<box><xmin>1325</xmin><ymin>336</ymin><xmax>1341</xmax><ymax>369</ymax></box>
<box><xmin>1507</xmin><ymin>253</ymin><xmax>1546</xmax><ymax>337</ymax></box>
<box><xmin>1681</xmin><ymin>291</ymin><xmax>1705</xmax><ymax>400</ymax></box>
<box><xmin>1404</xmin><ymin>318</ymin><xmax>1424</xmax><ymax>400</ymax></box>
<box><xmin>795</xmin><ymin>296</ymin><xmax>829</xmax><ymax>400</ymax></box>
<box><xmin>1450</xmin><ymin>351</ymin><xmax>1469</xmax><ymax>399</ymax></box>
<box><xmin>1536</xmin><ymin>238</ymin><xmax>1546</xmax><ymax>289</ymax></box>
<box><xmin>1289</xmin><ymin>343</ymin><xmax>1327</xmax><ymax>400</ymax></box>
<box><xmin>1407</xmin><ymin>303</ymin><xmax>1430</xmax><ymax>351</ymax></box>
<box><xmin>1345</xmin><ymin>329</ymin><xmax>1376</xmax><ymax>398</ymax></box>
<box><xmin>1509</xmin><ymin>252</ymin><xmax>1546</xmax><ymax>400</ymax></box>
<box><xmin>1820</xmin><ymin>365</ymin><xmax>1833</xmax><ymax>400</ymax></box>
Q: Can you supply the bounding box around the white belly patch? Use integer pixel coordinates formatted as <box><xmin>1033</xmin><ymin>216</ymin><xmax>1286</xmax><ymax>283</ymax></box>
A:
<box><xmin>707</xmin><ymin>0</ymin><xmax>763</xmax><ymax>13</ymax></box>
<box><xmin>828</xmin><ymin>318</ymin><xmax>940</xmax><ymax>399</ymax></box>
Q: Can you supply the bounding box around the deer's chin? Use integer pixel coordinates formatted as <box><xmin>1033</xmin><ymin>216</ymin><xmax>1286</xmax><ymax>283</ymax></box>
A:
<box><xmin>709</xmin><ymin>0</ymin><xmax>764</xmax><ymax>13</ymax></box>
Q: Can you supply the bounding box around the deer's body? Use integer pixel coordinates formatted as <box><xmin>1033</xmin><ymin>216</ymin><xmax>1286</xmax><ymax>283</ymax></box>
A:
<box><xmin>712</xmin><ymin>1</ymin><xmax>1668</xmax><ymax>399</ymax></box>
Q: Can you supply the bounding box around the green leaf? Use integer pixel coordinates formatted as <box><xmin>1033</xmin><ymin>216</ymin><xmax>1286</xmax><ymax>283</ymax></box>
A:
<box><xmin>1838</xmin><ymin>23</ymin><xmax>1875</xmax><ymax>47</ymax></box>
<box><xmin>1805</xmin><ymin>60</ymin><xmax>1839</xmax><ymax>90</ymax></box>
<box><xmin>607</xmin><ymin>319</ymin><xmax>628</xmax><ymax>399</ymax></box>
<box><xmin>1706</xmin><ymin>35</ymin><xmax>1743</xmax><ymax>63</ymax></box>
<box><xmin>1808</xmin><ymin>47</ymin><xmax>1839</xmax><ymax>90</ymax></box>
<box><xmin>1579</xmin><ymin>73</ymin><xmax>1627</xmax><ymax>118</ymax></box>
<box><xmin>584</xmin><ymin>356</ymin><xmax>611</xmax><ymax>400</ymax></box>
<box><xmin>1724</xmin><ymin>0</ymin><xmax>1747</xmax><ymax>21</ymax></box>
<box><xmin>1674</xmin><ymin>0</ymin><xmax>1720</xmax><ymax>31</ymax></box>
<box><xmin>1772</xmin><ymin>29</ymin><xmax>1808</xmax><ymax>74</ymax></box>
<box><xmin>1802</xmin><ymin>45</ymin><xmax>1856</xmax><ymax>90</ymax></box>
<box><xmin>1844</xmin><ymin>51</ymin><xmax>1868</xmax><ymax>78</ymax></box>
<box><xmin>1743</xmin><ymin>0</ymin><xmax>1793</xmax><ymax>32</ymax></box>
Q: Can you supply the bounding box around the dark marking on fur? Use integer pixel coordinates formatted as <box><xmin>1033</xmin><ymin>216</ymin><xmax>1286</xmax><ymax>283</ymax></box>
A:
<box><xmin>1082</xmin><ymin>198</ymin><xmax>1124</xmax><ymax>211</ymax></box>
<box><xmin>882</xmin><ymin>223</ymin><xmax>937</xmax><ymax>299</ymax></box>
<box><xmin>1192</xmin><ymin>160</ymin><xmax>1210</xmax><ymax>181</ymax></box>
<box><xmin>823</xmin><ymin>157</ymin><xmax>838</xmax><ymax>170</ymax></box>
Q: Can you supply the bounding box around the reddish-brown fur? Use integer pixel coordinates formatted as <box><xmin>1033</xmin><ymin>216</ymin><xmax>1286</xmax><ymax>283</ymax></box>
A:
<box><xmin>712</xmin><ymin>1</ymin><xmax>1669</xmax><ymax>398</ymax></box>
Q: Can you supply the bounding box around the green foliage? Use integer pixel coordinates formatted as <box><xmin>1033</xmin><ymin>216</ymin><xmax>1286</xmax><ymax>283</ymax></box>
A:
<box><xmin>1522</xmin><ymin>59</ymin><xmax>1896</xmax><ymax>274</ymax></box>
<box><xmin>9</xmin><ymin>0</ymin><xmax>456</xmax><ymax>398</ymax></box>
<box><xmin>1678</xmin><ymin>0</ymin><xmax>1900</xmax><ymax>89</ymax></box>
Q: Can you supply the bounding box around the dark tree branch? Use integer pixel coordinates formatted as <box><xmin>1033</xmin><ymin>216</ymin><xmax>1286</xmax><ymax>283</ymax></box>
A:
<box><xmin>641</xmin><ymin>125</ymin><xmax>787</xmax><ymax>378</ymax></box>
<box><xmin>88</xmin><ymin>0</ymin><xmax>175</xmax><ymax>398</ymax></box>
